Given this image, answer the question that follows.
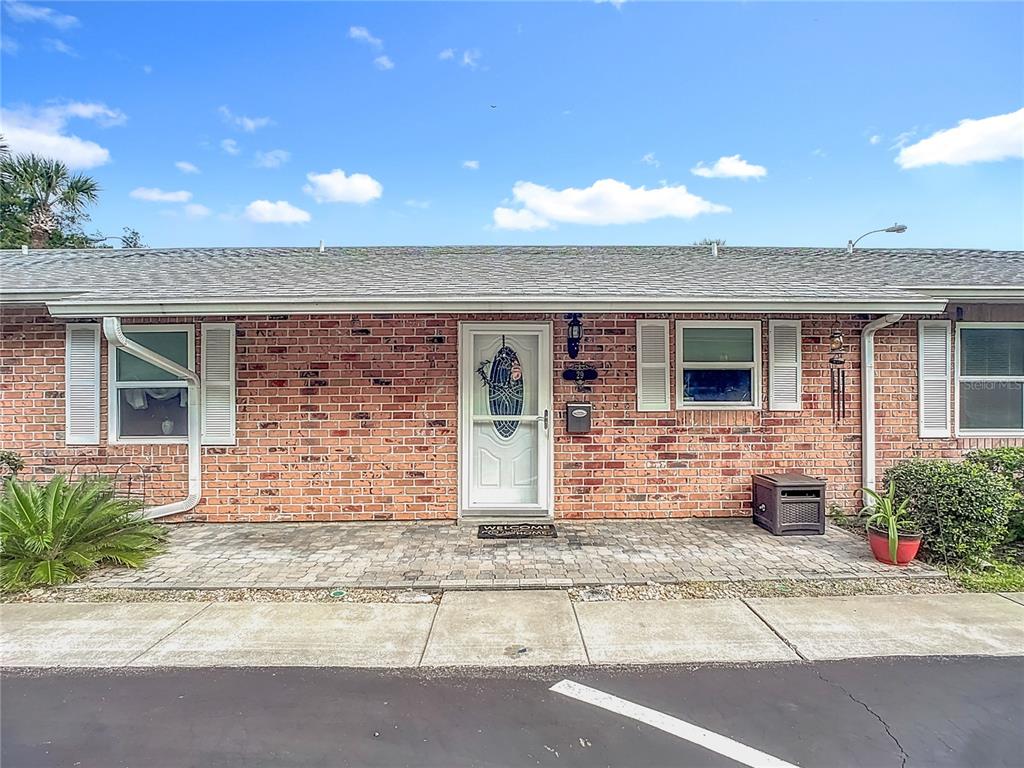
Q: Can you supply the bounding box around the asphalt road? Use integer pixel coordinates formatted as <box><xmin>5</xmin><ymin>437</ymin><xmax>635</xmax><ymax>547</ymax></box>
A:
<box><xmin>2</xmin><ymin>657</ymin><xmax>1021</xmax><ymax>768</ymax></box>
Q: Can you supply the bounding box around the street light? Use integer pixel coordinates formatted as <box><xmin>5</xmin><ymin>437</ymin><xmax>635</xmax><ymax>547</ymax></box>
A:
<box><xmin>847</xmin><ymin>223</ymin><xmax>907</xmax><ymax>254</ymax></box>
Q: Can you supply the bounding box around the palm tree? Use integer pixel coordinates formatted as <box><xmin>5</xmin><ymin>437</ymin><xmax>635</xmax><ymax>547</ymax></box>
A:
<box><xmin>0</xmin><ymin>153</ymin><xmax>100</xmax><ymax>248</ymax></box>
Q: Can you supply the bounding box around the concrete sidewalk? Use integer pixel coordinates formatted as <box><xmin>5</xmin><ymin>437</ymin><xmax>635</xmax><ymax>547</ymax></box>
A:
<box><xmin>3</xmin><ymin>592</ymin><xmax>1022</xmax><ymax>669</ymax></box>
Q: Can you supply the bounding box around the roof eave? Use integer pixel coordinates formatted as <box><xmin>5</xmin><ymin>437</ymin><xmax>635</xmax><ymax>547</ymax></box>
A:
<box><xmin>42</xmin><ymin>295</ymin><xmax>950</xmax><ymax>317</ymax></box>
<box><xmin>895</xmin><ymin>286</ymin><xmax>1024</xmax><ymax>302</ymax></box>
<box><xmin>0</xmin><ymin>290</ymin><xmax>85</xmax><ymax>304</ymax></box>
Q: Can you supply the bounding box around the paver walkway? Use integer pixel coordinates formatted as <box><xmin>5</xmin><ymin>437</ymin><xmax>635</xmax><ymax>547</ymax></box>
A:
<box><xmin>75</xmin><ymin>519</ymin><xmax>940</xmax><ymax>590</ymax></box>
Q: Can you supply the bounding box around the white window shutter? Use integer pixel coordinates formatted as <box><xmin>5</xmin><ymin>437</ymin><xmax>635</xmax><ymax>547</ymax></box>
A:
<box><xmin>918</xmin><ymin>320</ymin><xmax>951</xmax><ymax>437</ymax></box>
<box><xmin>201</xmin><ymin>323</ymin><xmax>236</xmax><ymax>445</ymax></box>
<box><xmin>768</xmin><ymin>320</ymin><xmax>802</xmax><ymax>411</ymax></box>
<box><xmin>636</xmin><ymin>320</ymin><xmax>670</xmax><ymax>411</ymax></box>
<box><xmin>65</xmin><ymin>323</ymin><xmax>100</xmax><ymax>445</ymax></box>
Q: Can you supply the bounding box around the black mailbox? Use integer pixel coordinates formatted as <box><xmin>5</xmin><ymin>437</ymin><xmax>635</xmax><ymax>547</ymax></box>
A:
<box><xmin>566</xmin><ymin>402</ymin><xmax>592</xmax><ymax>433</ymax></box>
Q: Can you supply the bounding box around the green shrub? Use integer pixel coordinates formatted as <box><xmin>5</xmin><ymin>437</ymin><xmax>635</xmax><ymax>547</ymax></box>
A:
<box><xmin>883</xmin><ymin>459</ymin><xmax>1017</xmax><ymax>567</ymax></box>
<box><xmin>0</xmin><ymin>450</ymin><xmax>25</xmax><ymax>478</ymax></box>
<box><xmin>966</xmin><ymin>447</ymin><xmax>1024</xmax><ymax>542</ymax></box>
<box><xmin>0</xmin><ymin>476</ymin><xmax>165</xmax><ymax>591</ymax></box>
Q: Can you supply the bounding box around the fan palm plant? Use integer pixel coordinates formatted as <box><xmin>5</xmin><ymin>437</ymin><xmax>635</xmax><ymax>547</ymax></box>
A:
<box><xmin>1</xmin><ymin>476</ymin><xmax>165</xmax><ymax>591</ymax></box>
<box><xmin>0</xmin><ymin>153</ymin><xmax>100</xmax><ymax>248</ymax></box>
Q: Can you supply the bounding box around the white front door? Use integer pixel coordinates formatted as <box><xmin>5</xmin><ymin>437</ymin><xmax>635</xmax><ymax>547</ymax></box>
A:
<box><xmin>460</xmin><ymin>323</ymin><xmax>552</xmax><ymax>516</ymax></box>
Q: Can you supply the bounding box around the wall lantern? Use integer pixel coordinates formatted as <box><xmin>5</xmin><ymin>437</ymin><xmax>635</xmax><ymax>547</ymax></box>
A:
<box><xmin>565</xmin><ymin>313</ymin><xmax>583</xmax><ymax>359</ymax></box>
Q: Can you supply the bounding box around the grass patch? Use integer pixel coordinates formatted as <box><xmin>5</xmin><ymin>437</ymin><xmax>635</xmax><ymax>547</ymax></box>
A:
<box><xmin>953</xmin><ymin>544</ymin><xmax>1024</xmax><ymax>592</ymax></box>
<box><xmin>954</xmin><ymin>561</ymin><xmax>1024</xmax><ymax>593</ymax></box>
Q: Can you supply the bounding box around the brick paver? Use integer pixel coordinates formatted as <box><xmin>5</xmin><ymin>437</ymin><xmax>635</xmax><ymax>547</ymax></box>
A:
<box><xmin>74</xmin><ymin>519</ymin><xmax>942</xmax><ymax>590</ymax></box>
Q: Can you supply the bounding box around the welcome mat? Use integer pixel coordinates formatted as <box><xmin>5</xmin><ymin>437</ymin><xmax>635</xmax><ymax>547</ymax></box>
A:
<box><xmin>477</xmin><ymin>523</ymin><xmax>557</xmax><ymax>540</ymax></box>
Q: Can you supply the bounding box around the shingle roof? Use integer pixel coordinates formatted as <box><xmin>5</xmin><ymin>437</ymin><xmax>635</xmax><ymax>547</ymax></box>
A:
<box><xmin>2</xmin><ymin>245</ymin><xmax>1022</xmax><ymax>314</ymax></box>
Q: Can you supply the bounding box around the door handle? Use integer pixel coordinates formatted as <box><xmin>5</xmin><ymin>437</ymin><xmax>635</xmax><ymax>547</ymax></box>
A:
<box><xmin>541</xmin><ymin>409</ymin><xmax>549</xmax><ymax>430</ymax></box>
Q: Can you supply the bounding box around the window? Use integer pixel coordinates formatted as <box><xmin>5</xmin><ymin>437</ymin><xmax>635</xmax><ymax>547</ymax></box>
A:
<box><xmin>957</xmin><ymin>323</ymin><xmax>1024</xmax><ymax>435</ymax></box>
<box><xmin>676</xmin><ymin>321</ymin><xmax>761</xmax><ymax>408</ymax></box>
<box><xmin>109</xmin><ymin>325</ymin><xmax>194</xmax><ymax>442</ymax></box>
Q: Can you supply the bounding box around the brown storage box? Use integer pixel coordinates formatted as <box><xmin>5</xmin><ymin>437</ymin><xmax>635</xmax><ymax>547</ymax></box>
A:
<box><xmin>752</xmin><ymin>473</ymin><xmax>826</xmax><ymax>535</ymax></box>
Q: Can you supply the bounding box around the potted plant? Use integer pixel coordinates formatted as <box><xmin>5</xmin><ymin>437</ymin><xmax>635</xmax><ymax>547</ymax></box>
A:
<box><xmin>862</xmin><ymin>483</ymin><xmax>922</xmax><ymax>566</ymax></box>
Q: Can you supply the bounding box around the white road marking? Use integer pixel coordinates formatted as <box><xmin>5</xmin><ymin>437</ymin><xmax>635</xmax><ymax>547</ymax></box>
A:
<box><xmin>550</xmin><ymin>679</ymin><xmax>800</xmax><ymax>768</ymax></box>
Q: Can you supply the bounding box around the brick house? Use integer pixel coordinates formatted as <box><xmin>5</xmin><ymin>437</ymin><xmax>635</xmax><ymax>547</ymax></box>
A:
<box><xmin>1</xmin><ymin>245</ymin><xmax>1022</xmax><ymax>523</ymax></box>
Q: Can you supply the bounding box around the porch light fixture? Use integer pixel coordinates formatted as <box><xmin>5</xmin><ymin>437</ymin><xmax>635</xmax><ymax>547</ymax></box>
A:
<box><xmin>847</xmin><ymin>223</ymin><xmax>908</xmax><ymax>254</ymax></box>
<box><xmin>566</xmin><ymin>313</ymin><xmax>583</xmax><ymax>359</ymax></box>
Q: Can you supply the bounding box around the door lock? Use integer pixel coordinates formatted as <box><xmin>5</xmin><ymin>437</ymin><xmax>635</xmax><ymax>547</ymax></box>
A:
<box><xmin>541</xmin><ymin>409</ymin><xmax>549</xmax><ymax>430</ymax></box>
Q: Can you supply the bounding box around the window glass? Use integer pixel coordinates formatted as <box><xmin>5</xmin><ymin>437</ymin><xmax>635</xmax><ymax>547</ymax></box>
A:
<box><xmin>116</xmin><ymin>331</ymin><xmax>190</xmax><ymax>382</ymax></box>
<box><xmin>118</xmin><ymin>387</ymin><xmax>188</xmax><ymax>437</ymax></box>
<box><xmin>959</xmin><ymin>381</ymin><xmax>1024</xmax><ymax>431</ymax></box>
<box><xmin>960</xmin><ymin>328</ymin><xmax>1024</xmax><ymax>377</ymax></box>
<box><xmin>471</xmin><ymin>333</ymin><xmax>538</xmax><ymax>417</ymax></box>
<box><xmin>683</xmin><ymin>369</ymin><xmax>753</xmax><ymax>403</ymax></box>
<box><xmin>682</xmin><ymin>327</ymin><xmax>754</xmax><ymax>363</ymax></box>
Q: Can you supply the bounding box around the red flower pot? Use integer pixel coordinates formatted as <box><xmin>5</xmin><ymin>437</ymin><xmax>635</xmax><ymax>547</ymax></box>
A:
<box><xmin>867</xmin><ymin>526</ymin><xmax>922</xmax><ymax>566</ymax></box>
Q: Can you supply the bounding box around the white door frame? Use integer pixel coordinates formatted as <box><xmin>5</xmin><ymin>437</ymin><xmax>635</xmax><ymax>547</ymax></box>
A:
<box><xmin>458</xmin><ymin>321</ymin><xmax>554</xmax><ymax>518</ymax></box>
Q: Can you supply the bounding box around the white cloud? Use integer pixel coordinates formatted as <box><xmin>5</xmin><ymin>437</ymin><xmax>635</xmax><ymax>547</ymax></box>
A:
<box><xmin>303</xmin><ymin>168</ymin><xmax>383</xmax><ymax>204</ymax></box>
<box><xmin>869</xmin><ymin>135</ymin><xmax>881</xmax><ymax>145</ymax></box>
<box><xmin>349</xmin><ymin>26</ymin><xmax>382</xmax><ymax>48</ymax></box>
<box><xmin>404</xmin><ymin>199</ymin><xmax>431</xmax><ymax>209</ymax></box>
<box><xmin>641</xmin><ymin>152</ymin><xmax>660</xmax><ymax>168</ymax></box>
<box><xmin>42</xmin><ymin>37</ymin><xmax>75</xmax><ymax>56</ymax></box>
<box><xmin>896</xmin><ymin>108</ymin><xmax>1024</xmax><ymax>169</ymax></box>
<box><xmin>175</xmin><ymin>160</ymin><xmax>200</xmax><ymax>174</ymax></box>
<box><xmin>890</xmin><ymin>129</ymin><xmax>917</xmax><ymax>150</ymax></box>
<box><xmin>1</xmin><ymin>35</ymin><xmax>18</xmax><ymax>54</ymax></box>
<box><xmin>811</xmin><ymin>148</ymin><xmax>827</xmax><ymax>158</ymax></box>
<box><xmin>218</xmin><ymin>105</ymin><xmax>271</xmax><ymax>133</ymax></box>
<box><xmin>439</xmin><ymin>48</ymin><xmax>482</xmax><ymax>68</ymax></box>
<box><xmin>220</xmin><ymin>138</ymin><xmax>240</xmax><ymax>155</ymax></box>
<box><xmin>374</xmin><ymin>54</ymin><xmax>394</xmax><ymax>71</ymax></box>
<box><xmin>254</xmin><ymin>148</ymin><xmax>290</xmax><ymax>168</ymax></box>
<box><xmin>4</xmin><ymin>1</ymin><xmax>78</xmax><ymax>29</ymax></box>
<box><xmin>493</xmin><ymin>207</ymin><xmax>553</xmax><ymax>231</ymax></box>
<box><xmin>462</xmin><ymin>159</ymin><xmax>480</xmax><ymax>170</ymax></box>
<box><xmin>690</xmin><ymin>154</ymin><xmax>767</xmax><ymax>179</ymax></box>
<box><xmin>55</xmin><ymin>102</ymin><xmax>126</xmax><ymax>126</ymax></box>
<box><xmin>492</xmin><ymin>178</ymin><xmax>729</xmax><ymax>229</ymax></box>
<box><xmin>130</xmin><ymin>187</ymin><xmax>192</xmax><ymax>203</ymax></box>
<box><xmin>244</xmin><ymin>199</ymin><xmax>311</xmax><ymax>224</ymax></box>
<box><xmin>183</xmin><ymin>203</ymin><xmax>211</xmax><ymax>218</ymax></box>
<box><xmin>595</xmin><ymin>0</ymin><xmax>627</xmax><ymax>7</ymax></box>
<box><xmin>1</xmin><ymin>101</ymin><xmax>126</xmax><ymax>168</ymax></box>
<box><xmin>142</xmin><ymin>64</ymin><xmax>152</xmax><ymax>75</ymax></box>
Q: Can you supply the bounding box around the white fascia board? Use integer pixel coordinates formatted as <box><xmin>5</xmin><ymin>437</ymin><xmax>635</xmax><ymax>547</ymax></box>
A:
<box><xmin>45</xmin><ymin>295</ymin><xmax>950</xmax><ymax>317</ymax></box>
<box><xmin>0</xmin><ymin>290</ymin><xmax>85</xmax><ymax>304</ymax></box>
<box><xmin>895</xmin><ymin>286</ymin><xmax>1024</xmax><ymax>302</ymax></box>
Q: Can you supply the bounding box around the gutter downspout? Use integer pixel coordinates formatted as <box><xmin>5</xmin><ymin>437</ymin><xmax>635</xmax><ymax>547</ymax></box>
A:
<box><xmin>103</xmin><ymin>317</ymin><xmax>202</xmax><ymax>519</ymax></box>
<box><xmin>861</xmin><ymin>313</ymin><xmax>904</xmax><ymax>495</ymax></box>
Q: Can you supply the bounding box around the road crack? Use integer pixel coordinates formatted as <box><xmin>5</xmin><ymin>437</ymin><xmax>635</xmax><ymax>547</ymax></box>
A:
<box><xmin>814</xmin><ymin>667</ymin><xmax>908</xmax><ymax>768</ymax></box>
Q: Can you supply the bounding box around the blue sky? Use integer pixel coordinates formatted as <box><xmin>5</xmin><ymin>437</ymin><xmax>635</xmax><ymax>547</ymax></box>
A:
<box><xmin>2</xmin><ymin>1</ymin><xmax>1022</xmax><ymax>249</ymax></box>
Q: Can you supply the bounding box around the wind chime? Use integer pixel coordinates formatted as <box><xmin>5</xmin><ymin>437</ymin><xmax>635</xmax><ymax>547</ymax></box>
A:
<box><xmin>829</xmin><ymin>326</ymin><xmax>847</xmax><ymax>422</ymax></box>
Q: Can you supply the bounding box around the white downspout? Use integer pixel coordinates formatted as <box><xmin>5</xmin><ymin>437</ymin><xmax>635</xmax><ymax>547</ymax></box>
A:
<box><xmin>103</xmin><ymin>317</ymin><xmax>202</xmax><ymax>519</ymax></box>
<box><xmin>861</xmin><ymin>313</ymin><xmax>904</xmax><ymax>494</ymax></box>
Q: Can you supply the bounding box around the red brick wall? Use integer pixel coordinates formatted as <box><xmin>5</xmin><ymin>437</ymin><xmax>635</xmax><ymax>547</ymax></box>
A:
<box><xmin>2</xmin><ymin>304</ymin><xmax>1021</xmax><ymax>522</ymax></box>
<box><xmin>875</xmin><ymin>305</ymin><xmax>1024</xmax><ymax>475</ymax></box>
